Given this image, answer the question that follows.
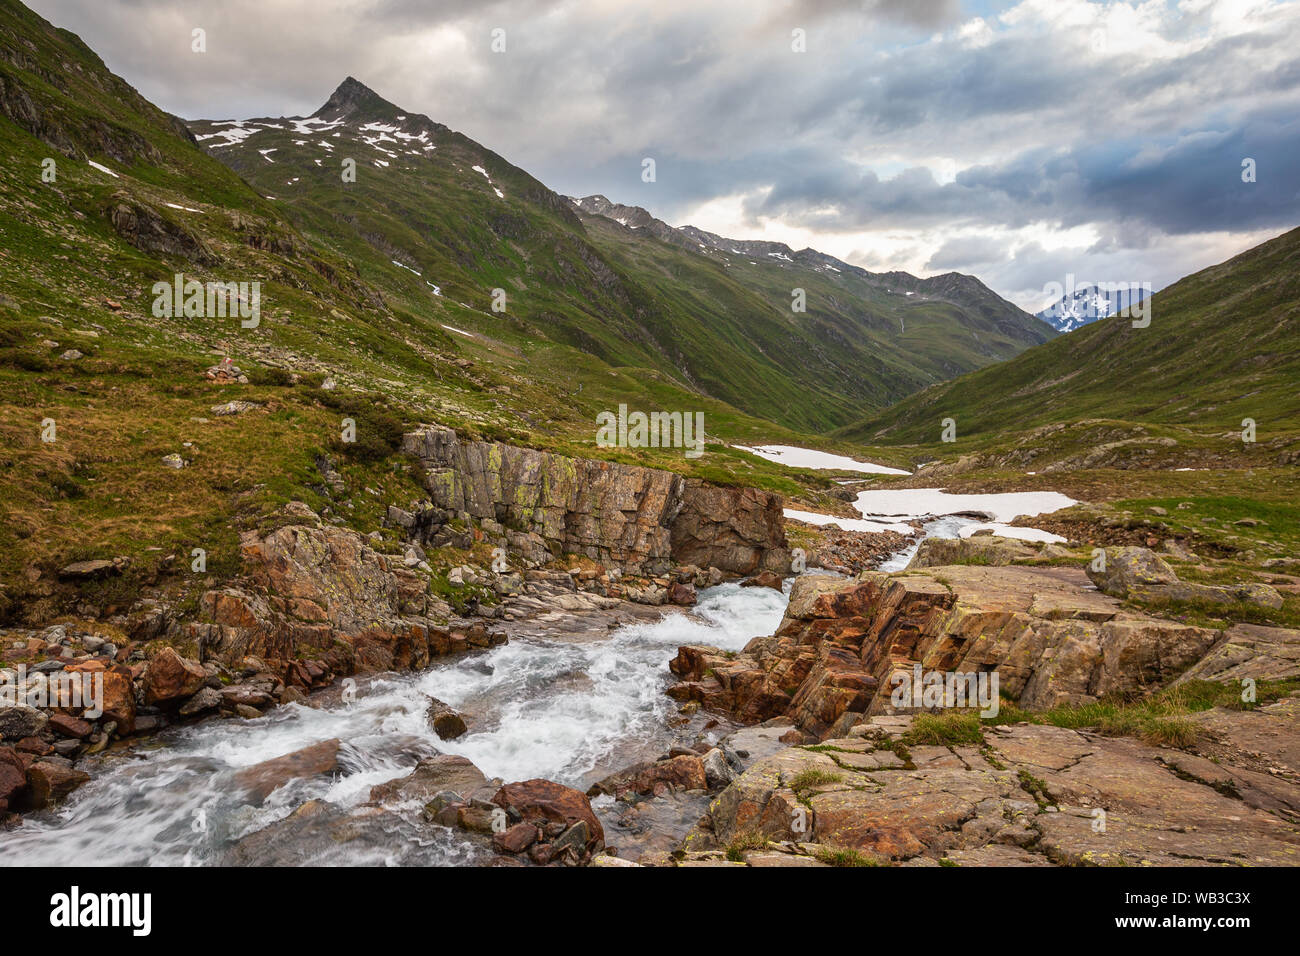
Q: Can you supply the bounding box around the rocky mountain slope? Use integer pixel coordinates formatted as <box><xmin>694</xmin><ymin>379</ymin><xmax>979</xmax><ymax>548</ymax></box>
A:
<box><xmin>188</xmin><ymin>78</ymin><xmax>1052</xmax><ymax>432</ymax></box>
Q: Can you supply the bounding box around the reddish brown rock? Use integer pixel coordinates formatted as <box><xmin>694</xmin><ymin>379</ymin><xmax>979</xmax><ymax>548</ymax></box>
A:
<box><xmin>26</xmin><ymin>761</ymin><xmax>91</xmax><ymax>809</ymax></box>
<box><xmin>0</xmin><ymin>747</ymin><xmax>27</xmax><ymax>809</ymax></box>
<box><xmin>741</xmin><ymin>571</ymin><xmax>784</xmax><ymax>591</ymax></box>
<box><xmin>492</xmin><ymin>822</ymin><xmax>539</xmax><ymax>854</ymax></box>
<box><xmin>590</xmin><ymin>754</ymin><xmax>708</xmax><ymax>798</ymax></box>
<box><xmin>64</xmin><ymin>661</ymin><xmax>135</xmax><ymax>734</ymax></box>
<box><xmin>667</xmin><ymin>582</ymin><xmax>698</xmax><ymax>606</ymax></box>
<box><xmin>48</xmin><ymin>713</ymin><xmax>93</xmax><ymax>740</ymax></box>
<box><xmin>492</xmin><ymin>779</ymin><xmax>604</xmax><ymax>855</ymax></box>
<box><xmin>143</xmin><ymin>647</ymin><xmax>208</xmax><ymax>705</ymax></box>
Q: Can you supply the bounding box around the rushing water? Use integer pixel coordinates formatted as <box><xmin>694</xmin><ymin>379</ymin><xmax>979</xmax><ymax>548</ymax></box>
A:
<box><xmin>2</xmin><ymin>583</ymin><xmax>789</xmax><ymax>867</ymax></box>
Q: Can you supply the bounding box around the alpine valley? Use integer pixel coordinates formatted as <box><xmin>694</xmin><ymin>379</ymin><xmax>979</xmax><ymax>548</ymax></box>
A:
<box><xmin>1</xmin><ymin>0</ymin><xmax>1298</xmax><ymax>872</ymax></box>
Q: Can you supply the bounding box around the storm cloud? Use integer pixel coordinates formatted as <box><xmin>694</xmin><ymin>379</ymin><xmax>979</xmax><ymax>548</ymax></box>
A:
<box><xmin>26</xmin><ymin>0</ymin><xmax>1300</xmax><ymax>309</ymax></box>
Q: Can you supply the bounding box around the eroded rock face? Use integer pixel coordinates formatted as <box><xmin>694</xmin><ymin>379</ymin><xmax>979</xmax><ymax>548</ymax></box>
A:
<box><xmin>401</xmin><ymin>426</ymin><xmax>789</xmax><ymax>576</ymax></box>
<box><xmin>669</xmin><ymin>566</ymin><xmax>1222</xmax><ymax>737</ymax></box>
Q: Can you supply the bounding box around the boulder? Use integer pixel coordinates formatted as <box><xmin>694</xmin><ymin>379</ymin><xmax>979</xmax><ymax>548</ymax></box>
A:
<box><xmin>667</xmin><ymin>581</ymin><xmax>698</xmax><ymax>606</ymax></box>
<box><xmin>907</xmin><ymin>535</ymin><xmax>1040</xmax><ymax>569</ymax></box>
<box><xmin>234</xmin><ymin>739</ymin><xmax>342</xmax><ymax>803</ymax></box>
<box><xmin>425</xmin><ymin>697</ymin><xmax>468</xmax><ymax>741</ymax></box>
<box><xmin>369</xmin><ymin>754</ymin><xmax>488</xmax><ymax>806</ymax></box>
<box><xmin>179</xmin><ymin>686</ymin><xmax>223</xmax><ymax>716</ymax></box>
<box><xmin>0</xmin><ymin>705</ymin><xmax>48</xmax><ymax>740</ymax></box>
<box><xmin>143</xmin><ymin>647</ymin><xmax>208</xmax><ymax>704</ymax></box>
<box><xmin>741</xmin><ymin>571</ymin><xmax>784</xmax><ymax>591</ymax></box>
<box><xmin>0</xmin><ymin>747</ymin><xmax>27</xmax><ymax>809</ymax></box>
<box><xmin>590</xmin><ymin>754</ymin><xmax>707</xmax><ymax>798</ymax></box>
<box><xmin>26</xmin><ymin>760</ymin><xmax>91</xmax><ymax>809</ymax></box>
<box><xmin>1085</xmin><ymin>547</ymin><xmax>1178</xmax><ymax>597</ymax></box>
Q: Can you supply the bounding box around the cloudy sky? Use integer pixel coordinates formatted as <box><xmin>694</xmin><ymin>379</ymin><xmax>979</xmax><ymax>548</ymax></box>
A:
<box><xmin>30</xmin><ymin>0</ymin><xmax>1300</xmax><ymax>310</ymax></box>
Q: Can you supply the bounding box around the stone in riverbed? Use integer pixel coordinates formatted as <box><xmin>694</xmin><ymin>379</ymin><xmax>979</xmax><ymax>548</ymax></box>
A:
<box><xmin>369</xmin><ymin>754</ymin><xmax>488</xmax><ymax>807</ymax></box>
<box><xmin>179</xmin><ymin>686</ymin><xmax>223</xmax><ymax>716</ymax></box>
<box><xmin>492</xmin><ymin>822</ymin><xmax>539</xmax><ymax>854</ymax></box>
<box><xmin>493</xmin><ymin>779</ymin><xmax>604</xmax><ymax>857</ymax></box>
<box><xmin>741</xmin><ymin>571</ymin><xmax>784</xmax><ymax>591</ymax></box>
<box><xmin>47</xmin><ymin>713</ymin><xmax>92</xmax><ymax>739</ymax></box>
<box><xmin>234</xmin><ymin>738</ymin><xmax>342</xmax><ymax>803</ymax></box>
<box><xmin>26</xmin><ymin>760</ymin><xmax>91</xmax><ymax>809</ymax></box>
<box><xmin>425</xmin><ymin>696</ymin><xmax>467</xmax><ymax>740</ymax></box>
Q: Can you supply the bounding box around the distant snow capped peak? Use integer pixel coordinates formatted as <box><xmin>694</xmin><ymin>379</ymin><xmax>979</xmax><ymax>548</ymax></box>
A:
<box><xmin>1036</xmin><ymin>283</ymin><xmax>1150</xmax><ymax>332</ymax></box>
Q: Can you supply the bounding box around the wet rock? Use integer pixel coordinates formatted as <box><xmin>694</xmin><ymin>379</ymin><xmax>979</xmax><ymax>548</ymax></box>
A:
<box><xmin>0</xmin><ymin>747</ymin><xmax>27</xmax><ymax>810</ymax></box>
<box><xmin>47</xmin><ymin>713</ymin><xmax>92</xmax><ymax>739</ymax></box>
<box><xmin>591</xmin><ymin>754</ymin><xmax>708</xmax><ymax>798</ymax></box>
<box><xmin>741</xmin><ymin>571</ymin><xmax>784</xmax><ymax>591</ymax></box>
<box><xmin>234</xmin><ymin>738</ymin><xmax>342</xmax><ymax>803</ymax></box>
<box><xmin>425</xmin><ymin>697</ymin><xmax>467</xmax><ymax>740</ymax></box>
<box><xmin>26</xmin><ymin>760</ymin><xmax>90</xmax><ymax>809</ymax></box>
<box><xmin>369</xmin><ymin>754</ymin><xmax>487</xmax><ymax>807</ymax></box>
<box><xmin>179</xmin><ymin>686</ymin><xmax>223</xmax><ymax>716</ymax></box>
<box><xmin>492</xmin><ymin>822</ymin><xmax>539</xmax><ymax>855</ymax></box>
<box><xmin>667</xmin><ymin>581</ymin><xmax>697</xmax><ymax>606</ymax></box>
<box><xmin>493</xmin><ymin>779</ymin><xmax>604</xmax><ymax>858</ymax></box>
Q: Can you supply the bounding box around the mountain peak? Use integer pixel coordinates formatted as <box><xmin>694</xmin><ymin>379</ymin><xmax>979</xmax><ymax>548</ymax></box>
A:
<box><xmin>313</xmin><ymin>76</ymin><xmax>400</xmax><ymax>120</ymax></box>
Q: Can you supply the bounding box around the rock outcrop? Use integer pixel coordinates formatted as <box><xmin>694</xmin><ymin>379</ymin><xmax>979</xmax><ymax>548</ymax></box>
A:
<box><xmin>400</xmin><ymin>426</ymin><xmax>789</xmax><ymax>576</ymax></box>
<box><xmin>686</xmin><ymin>711</ymin><xmax>1300</xmax><ymax>866</ymax></box>
<box><xmin>669</xmin><ymin>565</ymin><xmax>1222</xmax><ymax>737</ymax></box>
<box><xmin>181</xmin><ymin>502</ymin><xmax>504</xmax><ymax>676</ymax></box>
